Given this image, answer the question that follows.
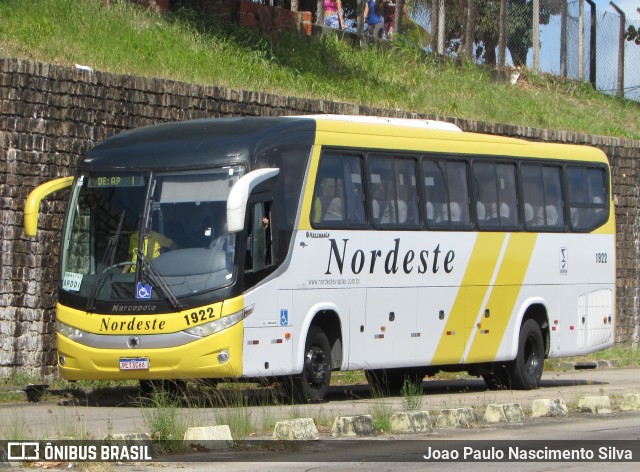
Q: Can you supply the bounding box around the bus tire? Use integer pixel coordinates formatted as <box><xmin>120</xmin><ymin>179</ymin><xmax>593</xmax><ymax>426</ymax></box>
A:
<box><xmin>508</xmin><ymin>319</ymin><xmax>544</xmax><ymax>390</ymax></box>
<box><xmin>293</xmin><ymin>326</ymin><xmax>332</xmax><ymax>403</ymax></box>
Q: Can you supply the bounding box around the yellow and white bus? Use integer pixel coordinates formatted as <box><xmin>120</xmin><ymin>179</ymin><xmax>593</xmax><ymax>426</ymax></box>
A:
<box><xmin>25</xmin><ymin>115</ymin><xmax>615</xmax><ymax>401</ymax></box>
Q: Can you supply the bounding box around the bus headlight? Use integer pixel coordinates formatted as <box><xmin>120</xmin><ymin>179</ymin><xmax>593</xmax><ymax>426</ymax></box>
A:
<box><xmin>184</xmin><ymin>310</ymin><xmax>243</xmax><ymax>338</ymax></box>
<box><xmin>55</xmin><ymin>320</ymin><xmax>88</xmax><ymax>341</ymax></box>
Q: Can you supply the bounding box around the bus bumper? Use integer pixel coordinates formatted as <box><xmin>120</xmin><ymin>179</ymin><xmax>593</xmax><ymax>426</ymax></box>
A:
<box><xmin>56</xmin><ymin>322</ymin><xmax>244</xmax><ymax>381</ymax></box>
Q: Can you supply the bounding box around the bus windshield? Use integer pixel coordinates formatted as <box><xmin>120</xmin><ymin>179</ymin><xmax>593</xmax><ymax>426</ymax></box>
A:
<box><xmin>60</xmin><ymin>166</ymin><xmax>244</xmax><ymax>304</ymax></box>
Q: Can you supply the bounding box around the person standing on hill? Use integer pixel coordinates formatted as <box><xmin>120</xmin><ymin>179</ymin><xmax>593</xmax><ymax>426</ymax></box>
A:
<box><xmin>382</xmin><ymin>0</ymin><xmax>409</xmax><ymax>38</ymax></box>
<box><xmin>323</xmin><ymin>0</ymin><xmax>345</xmax><ymax>30</ymax></box>
<box><xmin>363</xmin><ymin>0</ymin><xmax>384</xmax><ymax>39</ymax></box>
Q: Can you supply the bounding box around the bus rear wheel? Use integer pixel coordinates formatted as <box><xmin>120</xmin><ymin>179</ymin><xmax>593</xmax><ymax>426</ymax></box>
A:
<box><xmin>508</xmin><ymin>319</ymin><xmax>544</xmax><ymax>390</ymax></box>
<box><xmin>292</xmin><ymin>326</ymin><xmax>331</xmax><ymax>403</ymax></box>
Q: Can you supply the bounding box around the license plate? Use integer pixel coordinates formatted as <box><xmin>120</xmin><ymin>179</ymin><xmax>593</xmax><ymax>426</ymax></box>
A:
<box><xmin>119</xmin><ymin>357</ymin><xmax>150</xmax><ymax>371</ymax></box>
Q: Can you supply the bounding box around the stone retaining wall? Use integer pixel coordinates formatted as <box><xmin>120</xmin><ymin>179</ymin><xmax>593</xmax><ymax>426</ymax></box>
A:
<box><xmin>1</xmin><ymin>57</ymin><xmax>638</xmax><ymax>377</ymax></box>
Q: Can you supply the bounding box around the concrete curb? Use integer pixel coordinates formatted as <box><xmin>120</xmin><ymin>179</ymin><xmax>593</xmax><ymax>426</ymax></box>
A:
<box><xmin>620</xmin><ymin>393</ymin><xmax>640</xmax><ymax>411</ymax></box>
<box><xmin>435</xmin><ymin>407</ymin><xmax>477</xmax><ymax>428</ymax></box>
<box><xmin>483</xmin><ymin>403</ymin><xmax>524</xmax><ymax>424</ymax></box>
<box><xmin>577</xmin><ymin>395</ymin><xmax>612</xmax><ymax>414</ymax></box>
<box><xmin>390</xmin><ymin>411</ymin><xmax>433</xmax><ymax>433</ymax></box>
<box><xmin>331</xmin><ymin>415</ymin><xmax>376</xmax><ymax>437</ymax></box>
<box><xmin>183</xmin><ymin>425</ymin><xmax>233</xmax><ymax>449</ymax></box>
<box><xmin>273</xmin><ymin>418</ymin><xmax>319</xmax><ymax>440</ymax></box>
<box><xmin>531</xmin><ymin>398</ymin><xmax>569</xmax><ymax>417</ymax></box>
<box><xmin>94</xmin><ymin>390</ymin><xmax>640</xmax><ymax>442</ymax></box>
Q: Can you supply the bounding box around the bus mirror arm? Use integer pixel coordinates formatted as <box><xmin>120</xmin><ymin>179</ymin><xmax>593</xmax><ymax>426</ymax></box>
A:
<box><xmin>227</xmin><ymin>168</ymin><xmax>280</xmax><ymax>233</ymax></box>
<box><xmin>24</xmin><ymin>176</ymin><xmax>74</xmax><ymax>237</ymax></box>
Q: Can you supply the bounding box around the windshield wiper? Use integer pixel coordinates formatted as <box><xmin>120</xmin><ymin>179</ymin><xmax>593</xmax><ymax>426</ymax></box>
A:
<box><xmin>134</xmin><ymin>248</ymin><xmax>182</xmax><ymax>311</ymax></box>
<box><xmin>86</xmin><ymin>211</ymin><xmax>125</xmax><ymax>311</ymax></box>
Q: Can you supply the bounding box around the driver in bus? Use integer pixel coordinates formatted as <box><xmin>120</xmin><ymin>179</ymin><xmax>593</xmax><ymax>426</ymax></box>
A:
<box><xmin>123</xmin><ymin>217</ymin><xmax>177</xmax><ymax>272</ymax></box>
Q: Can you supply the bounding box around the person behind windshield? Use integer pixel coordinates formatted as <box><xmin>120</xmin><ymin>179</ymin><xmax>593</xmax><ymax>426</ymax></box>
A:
<box><xmin>123</xmin><ymin>217</ymin><xmax>176</xmax><ymax>272</ymax></box>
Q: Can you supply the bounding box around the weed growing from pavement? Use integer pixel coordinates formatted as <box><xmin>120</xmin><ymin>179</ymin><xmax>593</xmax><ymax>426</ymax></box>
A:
<box><xmin>400</xmin><ymin>378</ymin><xmax>423</xmax><ymax>411</ymax></box>
<box><xmin>212</xmin><ymin>388</ymin><xmax>255</xmax><ymax>438</ymax></box>
<box><xmin>368</xmin><ymin>379</ymin><xmax>394</xmax><ymax>433</ymax></box>
<box><xmin>141</xmin><ymin>387</ymin><xmax>187</xmax><ymax>452</ymax></box>
<box><xmin>0</xmin><ymin>410</ymin><xmax>31</xmax><ymax>440</ymax></box>
<box><xmin>369</xmin><ymin>401</ymin><xmax>393</xmax><ymax>433</ymax></box>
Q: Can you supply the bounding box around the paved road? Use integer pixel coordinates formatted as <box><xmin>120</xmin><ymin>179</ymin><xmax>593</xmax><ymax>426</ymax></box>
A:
<box><xmin>1</xmin><ymin>367</ymin><xmax>639</xmax><ymax>470</ymax></box>
<box><xmin>3</xmin><ymin>366</ymin><xmax>639</xmax><ymax>439</ymax></box>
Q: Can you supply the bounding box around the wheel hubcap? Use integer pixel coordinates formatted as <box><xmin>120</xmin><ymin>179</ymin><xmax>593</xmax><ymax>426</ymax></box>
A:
<box><xmin>524</xmin><ymin>335</ymin><xmax>540</xmax><ymax>375</ymax></box>
<box><xmin>304</xmin><ymin>345</ymin><xmax>328</xmax><ymax>387</ymax></box>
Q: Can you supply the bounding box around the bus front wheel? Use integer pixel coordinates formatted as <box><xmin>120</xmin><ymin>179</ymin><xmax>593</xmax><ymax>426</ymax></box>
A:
<box><xmin>292</xmin><ymin>326</ymin><xmax>332</xmax><ymax>403</ymax></box>
<box><xmin>508</xmin><ymin>319</ymin><xmax>544</xmax><ymax>390</ymax></box>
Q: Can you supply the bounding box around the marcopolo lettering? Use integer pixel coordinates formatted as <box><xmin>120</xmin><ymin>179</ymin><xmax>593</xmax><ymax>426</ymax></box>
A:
<box><xmin>325</xmin><ymin>238</ymin><xmax>455</xmax><ymax>276</ymax></box>
<box><xmin>100</xmin><ymin>317</ymin><xmax>166</xmax><ymax>332</ymax></box>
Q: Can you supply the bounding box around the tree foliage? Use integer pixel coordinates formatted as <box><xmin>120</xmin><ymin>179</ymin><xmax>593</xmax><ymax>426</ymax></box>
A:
<box><xmin>441</xmin><ymin>0</ymin><xmax>564</xmax><ymax>66</ymax></box>
<box><xmin>625</xmin><ymin>25</ymin><xmax>640</xmax><ymax>45</ymax></box>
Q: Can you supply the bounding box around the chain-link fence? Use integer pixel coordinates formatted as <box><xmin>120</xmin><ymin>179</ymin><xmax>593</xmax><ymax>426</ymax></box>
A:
<box><xmin>329</xmin><ymin>0</ymin><xmax>640</xmax><ymax>101</ymax></box>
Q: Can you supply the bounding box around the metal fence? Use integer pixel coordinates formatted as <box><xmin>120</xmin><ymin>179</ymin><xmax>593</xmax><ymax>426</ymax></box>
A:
<box><xmin>398</xmin><ymin>0</ymin><xmax>640</xmax><ymax>101</ymax></box>
<box><xmin>314</xmin><ymin>0</ymin><xmax>640</xmax><ymax>101</ymax></box>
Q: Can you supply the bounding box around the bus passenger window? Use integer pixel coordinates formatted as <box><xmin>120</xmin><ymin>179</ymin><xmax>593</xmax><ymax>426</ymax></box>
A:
<box><xmin>473</xmin><ymin>162</ymin><xmax>517</xmax><ymax>229</ymax></box>
<box><xmin>567</xmin><ymin>166</ymin><xmax>608</xmax><ymax>231</ymax></box>
<box><xmin>422</xmin><ymin>159</ymin><xmax>470</xmax><ymax>228</ymax></box>
<box><xmin>522</xmin><ymin>164</ymin><xmax>564</xmax><ymax>230</ymax></box>
<box><xmin>369</xmin><ymin>155</ymin><xmax>418</xmax><ymax>227</ymax></box>
<box><xmin>312</xmin><ymin>154</ymin><xmax>365</xmax><ymax>227</ymax></box>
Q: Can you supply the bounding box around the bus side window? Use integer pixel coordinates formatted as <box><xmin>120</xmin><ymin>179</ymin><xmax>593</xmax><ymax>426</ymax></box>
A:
<box><xmin>473</xmin><ymin>162</ymin><xmax>517</xmax><ymax>229</ymax></box>
<box><xmin>567</xmin><ymin>166</ymin><xmax>608</xmax><ymax>231</ymax></box>
<box><xmin>311</xmin><ymin>153</ymin><xmax>365</xmax><ymax>227</ymax></box>
<box><xmin>522</xmin><ymin>164</ymin><xmax>564</xmax><ymax>230</ymax></box>
<box><xmin>246</xmin><ymin>201</ymin><xmax>273</xmax><ymax>272</ymax></box>
<box><xmin>369</xmin><ymin>155</ymin><xmax>418</xmax><ymax>227</ymax></box>
<box><xmin>422</xmin><ymin>159</ymin><xmax>470</xmax><ymax>228</ymax></box>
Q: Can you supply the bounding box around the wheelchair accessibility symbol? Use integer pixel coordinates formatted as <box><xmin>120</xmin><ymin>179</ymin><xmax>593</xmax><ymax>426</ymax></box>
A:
<box><xmin>136</xmin><ymin>282</ymin><xmax>152</xmax><ymax>300</ymax></box>
<box><xmin>280</xmin><ymin>309</ymin><xmax>288</xmax><ymax>326</ymax></box>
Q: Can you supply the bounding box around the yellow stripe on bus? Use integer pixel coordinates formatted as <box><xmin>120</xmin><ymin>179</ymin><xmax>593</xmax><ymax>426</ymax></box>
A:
<box><xmin>431</xmin><ymin>232</ymin><xmax>506</xmax><ymax>365</ymax></box>
<box><xmin>464</xmin><ymin>233</ymin><xmax>538</xmax><ymax>364</ymax></box>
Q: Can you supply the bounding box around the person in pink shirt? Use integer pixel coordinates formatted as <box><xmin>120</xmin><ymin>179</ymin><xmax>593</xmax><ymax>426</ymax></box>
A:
<box><xmin>323</xmin><ymin>0</ymin><xmax>345</xmax><ymax>29</ymax></box>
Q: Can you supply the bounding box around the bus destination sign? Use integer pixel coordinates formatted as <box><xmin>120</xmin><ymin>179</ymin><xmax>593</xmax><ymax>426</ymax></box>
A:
<box><xmin>88</xmin><ymin>175</ymin><xmax>144</xmax><ymax>188</ymax></box>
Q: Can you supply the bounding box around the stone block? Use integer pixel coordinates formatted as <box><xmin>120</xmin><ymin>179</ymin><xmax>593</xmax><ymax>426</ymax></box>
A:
<box><xmin>331</xmin><ymin>415</ymin><xmax>376</xmax><ymax>437</ymax></box>
<box><xmin>531</xmin><ymin>398</ymin><xmax>568</xmax><ymax>418</ymax></box>
<box><xmin>183</xmin><ymin>425</ymin><xmax>233</xmax><ymax>449</ymax></box>
<box><xmin>273</xmin><ymin>418</ymin><xmax>319</xmax><ymax>440</ymax></box>
<box><xmin>483</xmin><ymin>403</ymin><xmax>524</xmax><ymax>424</ymax></box>
<box><xmin>435</xmin><ymin>407</ymin><xmax>477</xmax><ymax>428</ymax></box>
<box><xmin>620</xmin><ymin>393</ymin><xmax>640</xmax><ymax>411</ymax></box>
<box><xmin>390</xmin><ymin>411</ymin><xmax>432</xmax><ymax>433</ymax></box>
<box><xmin>577</xmin><ymin>396</ymin><xmax>612</xmax><ymax>414</ymax></box>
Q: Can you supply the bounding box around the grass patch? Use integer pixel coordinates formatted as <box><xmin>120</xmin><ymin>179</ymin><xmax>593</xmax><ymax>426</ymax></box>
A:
<box><xmin>0</xmin><ymin>0</ymin><xmax>638</xmax><ymax>139</ymax></box>
<box><xmin>546</xmin><ymin>345</ymin><xmax>640</xmax><ymax>371</ymax></box>
<box><xmin>331</xmin><ymin>370</ymin><xmax>365</xmax><ymax>386</ymax></box>
<box><xmin>400</xmin><ymin>378</ymin><xmax>423</xmax><ymax>411</ymax></box>
<box><xmin>212</xmin><ymin>389</ymin><xmax>255</xmax><ymax>439</ymax></box>
<box><xmin>141</xmin><ymin>388</ymin><xmax>188</xmax><ymax>452</ymax></box>
<box><xmin>369</xmin><ymin>401</ymin><xmax>393</xmax><ymax>433</ymax></box>
<box><xmin>0</xmin><ymin>411</ymin><xmax>33</xmax><ymax>440</ymax></box>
